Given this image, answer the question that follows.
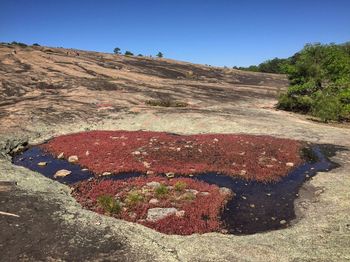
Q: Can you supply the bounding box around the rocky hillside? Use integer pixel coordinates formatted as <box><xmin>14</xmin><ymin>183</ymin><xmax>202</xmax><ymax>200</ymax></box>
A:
<box><xmin>0</xmin><ymin>43</ymin><xmax>287</xmax><ymax>132</ymax></box>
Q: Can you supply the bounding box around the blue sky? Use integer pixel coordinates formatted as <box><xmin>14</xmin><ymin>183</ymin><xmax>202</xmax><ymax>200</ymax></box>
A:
<box><xmin>0</xmin><ymin>0</ymin><xmax>349</xmax><ymax>67</ymax></box>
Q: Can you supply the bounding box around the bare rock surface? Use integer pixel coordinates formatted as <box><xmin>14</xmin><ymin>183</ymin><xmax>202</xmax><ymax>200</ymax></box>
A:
<box><xmin>0</xmin><ymin>44</ymin><xmax>349</xmax><ymax>261</ymax></box>
<box><xmin>146</xmin><ymin>208</ymin><xmax>178</xmax><ymax>222</ymax></box>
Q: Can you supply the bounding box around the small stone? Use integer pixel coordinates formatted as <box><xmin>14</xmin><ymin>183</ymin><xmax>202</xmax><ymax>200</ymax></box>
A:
<box><xmin>146</xmin><ymin>181</ymin><xmax>161</xmax><ymax>188</ymax></box>
<box><xmin>54</xmin><ymin>169</ymin><xmax>72</xmax><ymax>178</ymax></box>
<box><xmin>68</xmin><ymin>155</ymin><xmax>79</xmax><ymax>163</ymax></box>
<box><xmin>240</xmin><ymin>170</ymin><xmax>247</xmax><ymax>176</ymax></box>
<box><xmin>81</xmin><ymin>168</ymin><xmax>89</xmax><ymax>171</ymax></box>
<box><xmin>271</xmin><ymin>217</ymin><xmax>276</xmax><ymax>220</ymax></box>
<box><xmin>37</xmin><ymin>162</ymin><xmax>47</xmax><ymax>166</ymax></box>
<box><xmin>250</xmin><ymin>204</ymin><xmax>255</xmax><ymax>208</ymax></box>
<box><xmin>165</xmin><ymin>172</ymin><xmax>175</xmax><ymax>178</ymax></box>
<box><xmin>143</xmin><ymin>161</ymin><xmax>151</xmax><ymax>168</ymax></box>
<box><xmin>185</xmin><ymin>189</ymin><xmax>199</xmax><ymax>195</ymax></box>
<box><xmin>146</xmin><ymin>208</ymin><xmax>178</xmax><ymax>222</ymax></box>
<box><xmin>146</xmin><ymin>170</ymin><xmax>155</xmax><ymax>175</ymax></box>
<box><xmin>102</xmin><ymin>172</ymin><xmax>112</xmax><ymax>176</ymax></box>
<box><xmin>149</xmin><ymin>198</ymin><xmax>159</xmax><ymax>204</ymax></box>
<box><xmin>85</xmin><ymin>151</ymin><xmax>90</xmax><ymax>156</ymax></box>
<box><xmin>220</xmin><ymin>229</ymin><xmax>229</xmax><ymax>234</ymax></box>
<box><xmin>241</xmin><ymin>196</ymin><xmax>247</xmax><ymax>200</ymax></box>
<box><xmin>213</xmin><ymin>138</ymin><xmax>219</xmax><ymax>142</ymax></box>
<box><xmin>175</xmin><ymin>210</ymin><xmax>185</xmax><ymax>218</ymax></box>
<box><xmin>280</xmin><ymin>219</ymin><xmax>287</xmax><ymax>225</ymax></box>
<box><xmin>57</xmin><ymin>152</ymin><xmax>64</xmax><ymax>159</ymax></box>
<box><xmin>176</xmin><ymin>148</ymin><xmax>181</xmax><ymax>152</ymax></box>
<box><xmin>286</xmin><ymin>162</ymin><xmax>294</xmax><ymax>167</ymax></box>
<box><xmin>132</xmin><ymin>151</ymin><xmax>141</xmax><ymax>155</ymax></box>
<box><xmin>266</xmin><ymin>193</ymin><xmax>272</xmax><ymax>196</ymax></box>
<box><xmin>219</xmin><ymin>187</ymin><xmax>233</xmax><ymax>196</ymax></box>
<box><xmin>200</xmin><ymin>192</ymin><xmax>210</xmax><ymax>196</ymax></box>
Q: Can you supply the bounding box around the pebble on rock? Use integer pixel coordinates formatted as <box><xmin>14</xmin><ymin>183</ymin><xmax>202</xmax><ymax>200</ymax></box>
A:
<box><xmin>280</xmin><ymin>219</ymin><xmax>287</xmax><ymax>225</ymax></box>
<box><xmin>149</xmin><ymin>198</ymin><xmax>159</xmax><ymax>205</ymax></box>
<box><xmin>57</xmin><ymin>152</ymin><xmax>64</xmax><ymax>159</ymax></box>
<box><xmin>37</xmin><ymin>162</ymin><xmax>47</xmax><ymax>166</ymax></box>
<box><xmin>68</xmin><ymin>155</ymin><xmax>79</xmax><ymax>163</ymax></box>
<box><xmin>54</xmin><ymin>169</ymin><xmax>72</xmax><ymax>178</ymax></box>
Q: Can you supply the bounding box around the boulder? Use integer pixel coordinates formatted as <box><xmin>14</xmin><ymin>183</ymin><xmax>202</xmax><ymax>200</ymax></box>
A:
<box><xmin>146</xmin><ymin>181</ymin><xmax>161</xmax><ymax>188</ymax></box>
<box><xmin>146</xmin><ymin>207</ymin><xmax>178</xmax><ymax>222</ymax></box>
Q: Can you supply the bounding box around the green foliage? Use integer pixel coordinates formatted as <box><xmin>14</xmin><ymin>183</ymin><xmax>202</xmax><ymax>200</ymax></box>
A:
<box><xmin>97</xmin><ymin>195</ymin><xmax>121</xmax><ymax>214</ymax></box>
<box><xmin>174</xmin><ymin>181</ymin><xmax>187</xmax><ymax>192</ymax></box>
<box><xmin>311</xmin><ymin>92</ymin><xmax>344</xmax><ymax>122</ymax></box>
<box><xmin>32</xmin><ymin>43</ymin><xmax>40</xmax><ymax>46</ymax></box>
<box><xmin>277</xmin><ymin>93</ymin><xmax>313</xmax><ymax>113</ymax></box>
<box><xmin>146</xmin><ymin>99</ymin><xmax>188</xmax><ymax>107</ymax></box>
<box><xmin>113</xmin><ymin>47</ymin><xmax>121</xmax><ymax>54</ymax></box>
<box><xmin>234</xmin><ymin>58</ymin><xmax>291</xmax><ymax>74</ymax></box>
<box><xmin>180</xmin><ymin>192</ymin><xmax>196</xmax><ymax>201</ymax></box>
<box><xmin>155</xmin><ymin>184</ymin><xmax>169</xmax><ymax>197</ymax></box>
<box><xmin>156</xmin><ymin>52</ymin><xmax>163</xmax><ymax>58</ymax></box>
<box><xmin>11</xmin><ymin>41</ymin><xmax>27</xmax><ymax>47</ymax></box>
<box><xmin>276</xmin><ymin>43</ymin><xmax>350</xmax><ymax>122</ymax></box>
<box><xmin>124</xmin><ymin>51</ymin><xmax>134</xmax><ymax>56</ymax></box>
<box><xmin>125</xmin><ymin>191</ymin><xmax>144</xmax><ymax>206</ymax></box>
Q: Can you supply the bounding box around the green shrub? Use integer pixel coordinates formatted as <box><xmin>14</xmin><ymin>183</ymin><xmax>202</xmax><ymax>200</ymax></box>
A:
<box><xmin>174</xmin><ymin>181</ymin><xmax>187</xmax><ymax>192</ymax></box>
<box><xmin>180</xmin><ymin>192</ymin><xmax>196</xmax><ymax>201</ymax></box>
<box><xmin>277</xmin><ymin>93</ymin><xmax>313</xmax><ymax>113</ymax></box>
<box><xmin>155</xmin><ymin>184</ymin><xmax>169</xmax><ymax>197</ymax></box>
<box><xmin>97</xmin><ymin>195</ymin><xmax>121</xmax><ymax>214</ymax></box>
<box><xmin>125</xmin><ymin>191</ymin><xmax>144</xmax><ymax>206</ymax></box>
<box><xmin>124</xmin><ymin>51</ymin><xmax>134</xmax><ymax>56</ymax></box>
<box><xmin>146</xmin><ymin>99</ymin><xmax>188</xmax><ymax>108</ymax></box>
<box><xmin>11</xmin><ymin>41</ymin><xmax>27</xmax><ymax>47</ymax></box>
<box><xmin>311</xmin><ymin>93</ymin><xmax>344</xmax><ymax>122</ymax></box>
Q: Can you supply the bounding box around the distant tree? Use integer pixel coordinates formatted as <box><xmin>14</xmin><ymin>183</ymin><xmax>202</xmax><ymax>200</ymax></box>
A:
<box><xmin>156</xmin><ymin>52</ymin><xmax>163</xmax><ymax>58</ymax></box>
<box><xmin>124</xmin><ymin>51</ymin><xmax>134</xmax><ymax>56</ymax></box>
<box><xmin>137</xmin><ymin>54</ymin><xmax>143</xmax><ymax>57</ymax></box>
<box><xmin>113</xmin><ymin>47</ymin><xmax>121</xmax><ymax>54</ymax></box>
<box><xmin>33</xmin><ymin>43</ymin><xmax>40</xmax><ymax>46</ymax></box>
<box><xmin>11</xmin><ymin>41</ymin><xmax>27</xmax><ymax>47</ymax></box>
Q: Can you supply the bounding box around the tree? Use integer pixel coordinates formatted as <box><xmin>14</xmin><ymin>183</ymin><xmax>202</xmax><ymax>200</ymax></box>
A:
<box><xmin>124</xmin><ymin>51</ymin><xmax>134</xmax><ymax>56</ymax></box>
<box><xmin>156</xmin><ymin>52</ymin><xmax>163</xmax><ymax>58</ymax></box>
<box><xmin>113</xmin><ymin>47</ymin><xmax>121</xmax><ymax>54</ymax></box>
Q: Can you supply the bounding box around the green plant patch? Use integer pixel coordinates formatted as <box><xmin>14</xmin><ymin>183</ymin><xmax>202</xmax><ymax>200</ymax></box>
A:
<box><xmin>155</xmin><ymin>184</ymin><xmax>169</xmax><ymax>197</ymax></box>
<box><xmin>146</xmin><ymin>99</ymin><xmax>188</xmax><ymax>107</ymax></box>
<box><xmin>97</xmin><ymin>195</ymin><xmax>121</xmax><ymax>214</ymax></box>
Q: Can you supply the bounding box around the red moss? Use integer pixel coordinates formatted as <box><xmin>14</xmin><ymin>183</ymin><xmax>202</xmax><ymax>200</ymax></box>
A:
<box><xmin>41</xmin><ymin>131</ymin><xmax>304</xmax><ymax>182</ymax></box>
<box><xmin>72</xmin><ymin>177</ymin><xmax>230</xmax><ymax>235</ymax></box>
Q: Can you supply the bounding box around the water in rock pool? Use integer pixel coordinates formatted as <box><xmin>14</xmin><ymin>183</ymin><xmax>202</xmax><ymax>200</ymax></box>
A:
<box><xmin>12</xmin><ymin>145</ymin><xmax>337</xmax><ymax>235</ymax></box>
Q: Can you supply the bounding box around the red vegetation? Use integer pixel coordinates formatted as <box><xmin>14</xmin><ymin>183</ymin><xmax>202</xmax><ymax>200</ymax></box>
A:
<box><xmin>72</xmin><ymin>176</ymin><xmax>231</xmax><ymax>235</ymax></box>
<box><xmin>42</xmin><ymin>130</ymin><xmax>304</xmax><ymax>182</ymax></box>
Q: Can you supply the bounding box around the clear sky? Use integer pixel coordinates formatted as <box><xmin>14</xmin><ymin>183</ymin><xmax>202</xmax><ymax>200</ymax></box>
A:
<box><xmin>0</xmin><ymin>0</ymin><xmax>349</xmax><ymax>67</ymax></box>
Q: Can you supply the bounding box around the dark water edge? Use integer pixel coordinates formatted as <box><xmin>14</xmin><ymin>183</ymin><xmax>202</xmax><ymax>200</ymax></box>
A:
<box><xmin>12</xmin><ymin>145</ymin><xmax>340</xmax><ymax>235</ymax></box>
